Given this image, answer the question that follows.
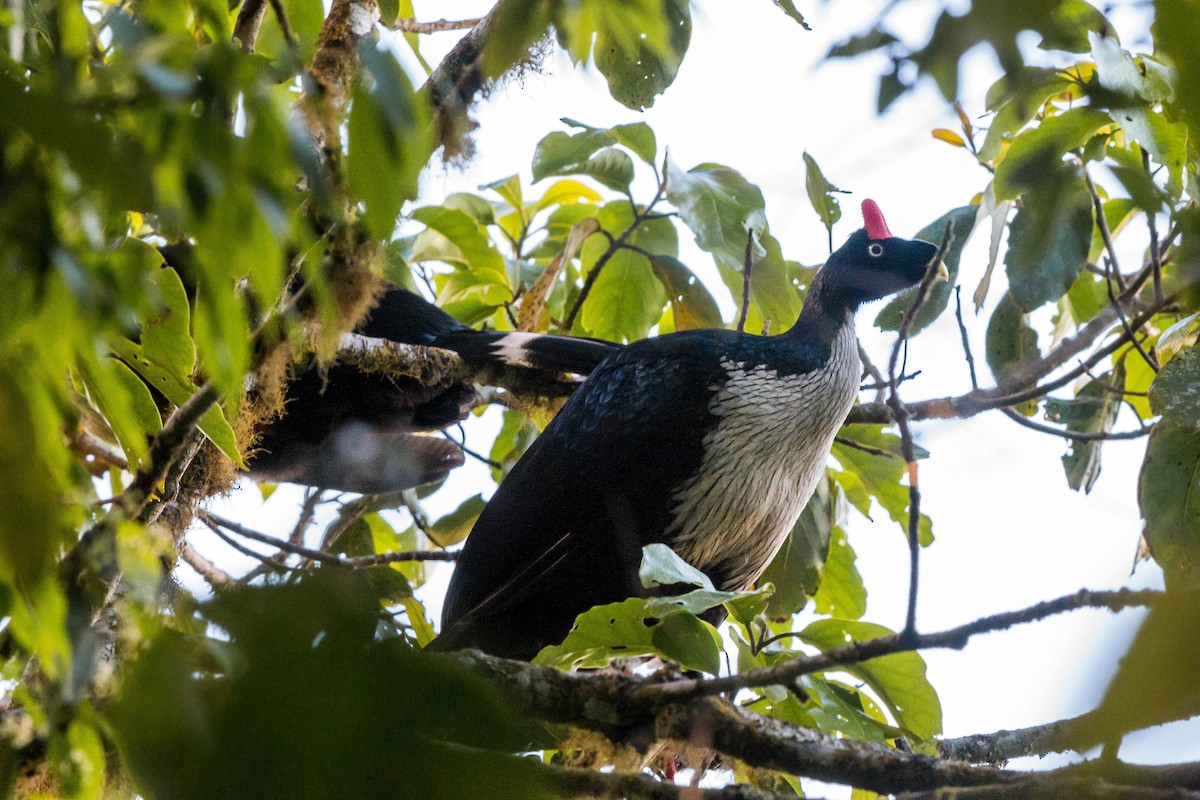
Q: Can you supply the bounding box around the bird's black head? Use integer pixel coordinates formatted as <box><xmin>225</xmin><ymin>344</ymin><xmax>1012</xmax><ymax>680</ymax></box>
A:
<box><xmin>818</xmin><ymin>200</ymin><xmax>940</xmax><ymax>306</ymax></box>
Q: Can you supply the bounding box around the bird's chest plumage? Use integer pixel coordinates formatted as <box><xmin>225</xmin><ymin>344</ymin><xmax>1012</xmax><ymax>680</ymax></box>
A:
<box><xmin>667</xmin><ymin>321</ymin><xmax>860</xmax><ymax>591</ymax></box>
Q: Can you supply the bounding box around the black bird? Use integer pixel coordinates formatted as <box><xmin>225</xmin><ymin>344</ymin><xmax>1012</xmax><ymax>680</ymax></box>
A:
<box><xmin>247</xmin><ymin>284</ymin><xmax>618</xmax><ymax>494</ymax></box>
<box><xmin>436</xmin><ymin>200</ymin><xmax>940</xmax><ymax>659</ymax></box>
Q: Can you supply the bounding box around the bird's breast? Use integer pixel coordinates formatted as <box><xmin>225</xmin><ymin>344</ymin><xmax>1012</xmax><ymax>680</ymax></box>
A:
<box><xmin>666</xmin><ymin>322</ymin><xmax>860</xmax><ymax>591</ymax></box>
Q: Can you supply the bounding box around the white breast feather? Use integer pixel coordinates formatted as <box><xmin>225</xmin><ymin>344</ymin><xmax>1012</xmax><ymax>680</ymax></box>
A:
<box><xmin>667</xmin><ymin>319</ymin><xmax>861</xmax><ymax>591</ymax></box>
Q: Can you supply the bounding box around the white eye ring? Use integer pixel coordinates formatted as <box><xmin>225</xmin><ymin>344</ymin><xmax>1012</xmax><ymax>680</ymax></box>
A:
<box><xmin>868</xmin><ymin>243</ymin><xmax>884</xmax><ymax>257</ymax></box>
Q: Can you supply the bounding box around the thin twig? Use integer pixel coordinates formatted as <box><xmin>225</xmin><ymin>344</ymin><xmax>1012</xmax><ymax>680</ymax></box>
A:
<box><xmin>999</xmin><ymin>408</ymin><xmax>1151</xmax><ymax>441</ymax></box>
<box><xmin>885</xmin><ymin>226</ymin><xmax>953</xmax><ymax>636</ymax></box>
<box><xmin>833</xmin><ymin>436</ymin><xmax>901</xmax><ymax>459</ymax></box>
<box><xmin>394</xmin><ymin>17</ymin><xmax>481</xmax><ymax>34</ymax></box>
<box><xmin>858</xmin><ymin>339</ymin><xmax>888</xmax><ymax>403</ymax></box>
<box><xmin>198</xmin><ymin>510</ymin><xmax>455</xmax><ymax>568</ymax></box>
<box><xmin>177</xmin><ymin>538</ymin><xmax>236</xmax><ymax>589</ymax></box>
<box><xmin>1084</xmin><ymin>167</ymin><xmax>1125</xmax><ymax>291</ymax></box>
<box><xmin>636</xmin><ymin>587</ymin><xmax>1164</xmax><ymax>704</ymax></box>
<box><xmin>860</xmin><ymin>370</ymin><xmax>921</xmax><ymax>392</ymax></box>
<box><xmin>846</xmin><ymin>289</ymin><xmax>1176</xmax><ymax>426</ymax></box>
<box><xmin>267</xmin><ymin>0</ymin><xmax>297</xmax><ymax>45</ymax></box>
<box><xmin>954</xmin><ymin>286</ymin><xmax>979</xmax><ymax>390</ymax></box>
<box><xmin>738</xmin><ymin>228</ymin><xmax>755</xmax><ymax>334</ymax></box>
<box><xmin>562</xmin><ymin>174</ymin><xmax>668</xmax><ymax>331</ymax></box>
<box><xmin>232</xmin><ymin>0</ymin><xmax>269</xmax><ymax>51</ymax></box>
<box><xmin>1084</xmin><ymin>168</ymin><xmax>1157</xmax><ymax>373</ymax></box>
<box><xmin>1143</xmin><ymin>150</ymin><xmax>1164</xmax><ymax>306</ymax></box>
<box><xmin>199</xmin><ymin>516</ymin><xmax>294</xmax><ymax>572</ymax></box>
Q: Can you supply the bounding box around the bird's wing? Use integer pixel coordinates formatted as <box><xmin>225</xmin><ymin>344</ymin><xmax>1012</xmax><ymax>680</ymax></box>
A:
<box><xmin>438</xmin><ymin>331</ymin><xmax>740</xmax><ymax>646</ymax></box>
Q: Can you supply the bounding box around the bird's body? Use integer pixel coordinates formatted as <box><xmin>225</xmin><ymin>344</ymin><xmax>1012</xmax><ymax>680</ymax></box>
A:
<box><xmin>437</xmin><ymin>201</ymin><xmax>939</xmax><ymax>659</ymax></box>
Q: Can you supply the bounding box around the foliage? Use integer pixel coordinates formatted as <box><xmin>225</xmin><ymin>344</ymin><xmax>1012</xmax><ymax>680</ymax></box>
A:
<box><xmin>1</xmin><ymin>0</ymin><xmax>1198</xmax><ymax>798</ymax></box>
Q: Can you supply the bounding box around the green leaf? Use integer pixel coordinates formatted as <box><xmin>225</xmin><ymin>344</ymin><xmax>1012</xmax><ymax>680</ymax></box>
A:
<box><xmin>567</xmin><ymin>148</ymin><xmax>636</xmax><ymax>193</ymax></box>
<box><xmin>489</xmin><ymin>408</ymin><xmax>538</xmax><ymax>481</ymax></box>
<box><xmin>666</xmin><ymin>161</ymin><xmax>800</xmax><ymax>329</ymax></box>
<box><xmin>1087</xmin><ymin>198</ymin><xmax>1140</xmax><ymax>264</ymax></box>
<box><xmin>110</xmin><ymin>573</ymin><xmax>548</xmax><ymax>799</ymax></box>
<box><xmin>772</xmin><ymin>0</ymin><xmax>810</xmax><ymax>29</ymax></box>
<box><xmin>832</xmin><ymin>426</ymin><xmax>933</xmax><ymax>546</ymax></box>
<box><xmin>978</xmin><ymin>67</ymin><xmax>1072</xmax><ymax>161</ymax></box>
<box><xmin>50</xmin><ymin>718</ymin><xmax>106</xmax><ymax>800</ymax></box>
<box><xmin>112</xmin><ymin>268</ymin><xmax>243</xmax><ymax>466</ymax></box>
<box><xmin>75</xmin><ymin>355</ymin><xmax>163</xmax><ymax>471</ymax></box>
<box><xmin>760</xmin><ymin>475</ymin><xmax>834</xmax><ymax>619</ymax></box>
<box><xmin>651</xmin><ymin>611</ymin><xmax>721</xmax><ymax>674</ymax></box>
<box><xmin>1158</xmin><ymin>312</ymin><xmax>1200</xmax><ymax>364</ymax></box>
<box><xmin>992</xmin><ymin>108</ymin><xmax>1111</xmax><ymax>201</ymax></box>
<box><xmin>429</xmin><ymin>494</ymin><xmax>487</xmax><ymax>548</ymax></box>
<box><xmin>802</xmin><ymin>152</ymin><xmax>846</xmax><ymax>244</ymax></box>
<box><xmin>593</xmin><ymin>0</ymin><xmax>691</xmax><ymax>111</ymax></box>
<box><xmin>347</xmin><ymin>42</ymin><xmax>432</xmax><ymax>239</ymax></box>
<box><xmin>482</xmin><ymin>174</ymin><xmax>525</xmax><ymax>213</ymax></box>
<box><xmin>1044</xmin><ymin>378</ymin><xmax>1122</xmax><ymax>492</ymax></box>
<box><xmin>534</xmin><ymin>598</ymin><xmax>659</xmax><ymax>669</ymax></box>
<box><xmin>875</xmin><ymin>205</ymin><xmax>977</xmax><ymax>334</ymax></box>
<box><xmin>412</xmin><ymin>206</ymin><xmax>507</xmax><ymax>276</ymax></box>
<box><xmin>645</xmin><ymin>587</ymin><xmax>745</xmax><ymax>617</ymax></box>
<box><xmin>1080</xmin><ymin>592</ymin><xmax>1200</xmax><ymax>745</ymax></box>
<box><xmin>799</xmin><ymin>619</ymin><xmax>943</xmax><ymax>740</ymax></box>
<box><xmin>804</xmin><ymin>676</ymin><xmax>896</xmax><ymax>742</ymax></box>
<box><xmin>143</xmin><ymin>266</ymin><xmax>196</xmax><ymax>378</ymax></box>
<box><xmin>531</xmin><ymin>129</ymin><xmax>618</xmax><ymax>183</ymax></box>
<box><xmin>578</xmin><ymin>203</ymin><xmax>673</xmax><ymax>341</ymax></box>
<box><xmin>640</xmin><ymin>543</ymin><xmax>714</xmax><ymax>590</ymax></box>
<box><xmin>580</xmin><ymin>247</ymin><xmax>665</xmax><ymax>342</ymax></box>
<box><xmin>1139</xmin><ymin>421</ymin><xmax>1200</xmax><ymax>590</ymax></box>
<box><xmin>1150</xmin><ymin>345</ymin><xmax>1200</xmax><ymax>430</ymax></box>
<box><xmin>1004</xmin><ymin>171</ymin><xmax>1093</xmax><ymax>312</ymax></box>
<box><xmin>0</xmin><ymin>71</ymin><xmax>155</xmax><ymax>210</ymax></box>
<box><xmin>648</xmin><ymin>254</ymin><xmax>725</xmax><ymax>330</ymax></box>
<box><xmin>812</xmin><ymin>526</ymin><xmax>867</xmax><ymax>620</ymax></box>
<box><xmin>667</xmin><ymin>160</ymin><xmax>767</xmax><ymax>270</ymax></box>
<box><xmin>608</xmin><ymin>122</ymin><xmax>658</xmax><ymax>166</ymax></box>
<box><xmin>985</xmin><ymin>292</ymin><xmax>1040</xmax><ymax>385</ymax></box>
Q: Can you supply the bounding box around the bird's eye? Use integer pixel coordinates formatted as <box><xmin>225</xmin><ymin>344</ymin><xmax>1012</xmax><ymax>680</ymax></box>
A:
<box><xmin>868</xmin><ymin>243</ymin><xmax>884</xmax><ymax>257</ymax></box>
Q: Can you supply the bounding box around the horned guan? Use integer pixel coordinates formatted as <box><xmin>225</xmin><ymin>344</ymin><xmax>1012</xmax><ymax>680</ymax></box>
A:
<box><xmin>435</xmin><ymin>200</ymin><xmax>940</xmax><ymax>659</ymax></box>
<box><xmin>246</xmin><ymin>283</ymin><xmax>618</xmax><ymax>494</ymax></box>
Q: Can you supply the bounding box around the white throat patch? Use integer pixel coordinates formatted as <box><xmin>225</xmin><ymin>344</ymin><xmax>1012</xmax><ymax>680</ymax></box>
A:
<box><xmin>666</xmin><ymin>317</ymin><xmax>860</xmax><ymax>590</ymax></box>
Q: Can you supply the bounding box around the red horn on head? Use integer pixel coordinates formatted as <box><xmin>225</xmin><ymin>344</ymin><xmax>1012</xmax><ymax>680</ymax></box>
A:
<box><xmin>862</xmin><ymin>199</ymin><xmax>892</xmax><ymax>240</ymax></box>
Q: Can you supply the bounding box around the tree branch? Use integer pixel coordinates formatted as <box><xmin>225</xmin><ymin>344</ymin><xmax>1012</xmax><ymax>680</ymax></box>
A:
<box><xmin>196</xmin><ymin>510</ymin><xmax>457</xmax><ymax>569</ymax></box>
<box><xmin>631</xmin><ymin>588</ymin><xmax>1164</xmax><ymax>705</ymax></box>
<box><xmin>846</xmin><ymin>290</ymin><xmax>1172</xmax><ymax>426</ymax></box>
<box><xmin>394</xmin><ymin>17</ymin><xmax>482</xmax><ymax>34</ymax></box>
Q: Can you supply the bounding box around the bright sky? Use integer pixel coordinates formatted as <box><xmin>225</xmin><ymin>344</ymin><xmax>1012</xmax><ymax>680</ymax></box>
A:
<box><xmin>194</xmin><ymin>0</ymin><xmax>1199</xmax><ymax>781</ymax></box>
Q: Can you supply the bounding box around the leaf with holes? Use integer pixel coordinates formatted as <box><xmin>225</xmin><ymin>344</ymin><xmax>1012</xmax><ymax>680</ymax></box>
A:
<box><xmin>533</xmin><ymin>598</ymin><xmax>659</xmax><ymax>670</ymax></box>
<box><xmin>985</xmin><ymin>292</ymin><xmax>1040</xmax><ymax>386</ymax></box>
<box><xmin>594</xmin><ymin>0</ymin><xmax>691</xmax><ymax>111</ymax></box>
<box><xmin>1139</xmin><ymin>421</ymin><xmax>1200</xmax><ymax>591</ymax></box>
<box><xmin>1150</xmin><ymin>345</ymin><xmax>1200</xmax><ymax>430</ymax></box>
<box><xmin>1044</xmin><ymin>378</ymin><xmax>1122</xmax><ymax>492</ymax></box>
<box><xmin>649</xmin><ymin>254</ymin><xmax>724</xmax><ymax>330</ymax></box>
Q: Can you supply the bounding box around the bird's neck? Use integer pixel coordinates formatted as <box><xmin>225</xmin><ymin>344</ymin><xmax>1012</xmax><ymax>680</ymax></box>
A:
<box><xmin>783</xmin><ymin>270</ymin><xmax>857</xmax><ymax>347</ymax></box>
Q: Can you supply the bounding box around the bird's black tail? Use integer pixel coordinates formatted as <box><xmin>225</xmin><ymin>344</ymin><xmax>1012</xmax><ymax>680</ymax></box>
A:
<box><xmin>431</xmin><ymin>329</ymin><xmax>617</xmax><ymax>375</ymax></box>
<box><xmin>357</xmin><ymin>284</ymin><xmax>468</xmax><ymax>345</ymax></box>
<box><xmin>360</xmin><ymin>284</ymin><xmax>620</xmax><ymax>375</ymax></box>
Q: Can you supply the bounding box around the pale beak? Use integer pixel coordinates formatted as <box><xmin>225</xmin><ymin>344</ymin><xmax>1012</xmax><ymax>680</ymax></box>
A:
<box><xmin>934</xmin><ymin>260</ymin><xmax>950</xmax><ymax>282</ymax></box>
